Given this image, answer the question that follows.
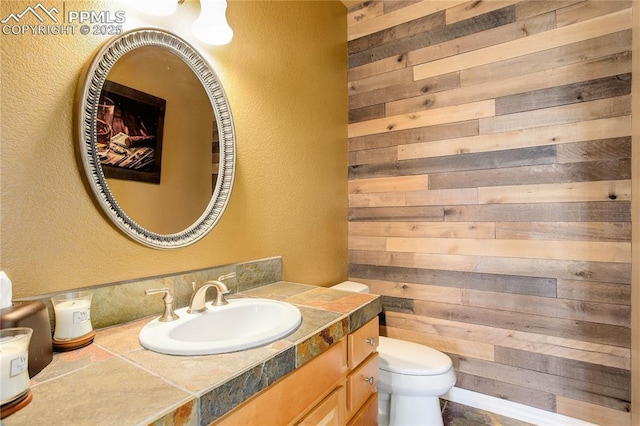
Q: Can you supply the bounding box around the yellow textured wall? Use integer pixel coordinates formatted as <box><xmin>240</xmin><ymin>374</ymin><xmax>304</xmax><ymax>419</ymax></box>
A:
<box><xmin>0</xmin><ymin>0</ymin><xmax>348</xmax><ymax>297</ymax></box>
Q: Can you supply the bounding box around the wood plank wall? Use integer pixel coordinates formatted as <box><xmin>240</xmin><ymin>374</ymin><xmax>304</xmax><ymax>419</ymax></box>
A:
<box><xmin>345</xmin><ymin>1</ymin><xmax>632</xmax><ymax>424</ymax></box>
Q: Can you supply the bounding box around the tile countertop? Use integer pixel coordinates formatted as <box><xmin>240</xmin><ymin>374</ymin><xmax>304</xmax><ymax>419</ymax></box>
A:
<box><xmin>3</xmin><ymin>282</ymin><xmax>381</xmax><ymax>426</ymax></box>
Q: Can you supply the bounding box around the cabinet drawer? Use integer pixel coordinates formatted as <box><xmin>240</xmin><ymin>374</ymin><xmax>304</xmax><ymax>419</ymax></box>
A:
<box><xmin>348</xmin><ymin>317</ymin><xmax>379</xmax><ymax>369</ymax></box>
<box><xmin>348</xmin><ymin>393</ymin><xmax>378</xmax><ymax>426</ymax></box>
<box><xmin>297</xmin><ymin>386</ymin><xmax>345</xmax><ymax>426</ymax></box>
<box><xmin>347</xmin><ymin>353</ymin><xmax>378</xmax><ymax>413</ymax></box>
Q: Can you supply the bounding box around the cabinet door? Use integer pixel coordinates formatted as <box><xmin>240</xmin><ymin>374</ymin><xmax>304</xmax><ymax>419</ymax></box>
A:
<box><xmin>297</xmin><ymin>386</ymin><xmax>345</xmax><ymax>426</ymax></box>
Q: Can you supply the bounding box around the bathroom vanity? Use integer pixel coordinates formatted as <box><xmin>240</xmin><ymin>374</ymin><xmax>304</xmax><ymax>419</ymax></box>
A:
<box><xmin>2</xmin><ymin>282</ymin><xmax>381</xmax><ymax>425</ymax></box>
<box><xmin>216</xmin><ymin>316</ymin><xmax>379</xmax><ymax>425</ymax></box>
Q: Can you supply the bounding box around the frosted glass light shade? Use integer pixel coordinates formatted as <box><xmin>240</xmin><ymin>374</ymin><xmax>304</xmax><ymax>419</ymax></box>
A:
<box><xmin>134</xmin><ymin>0</ymin><xmax>178</xmax><ymax>16</ymax></box>
<box><xmin>192</xmin><ymin>0</ymin><xmax>233</xmax><ymax>45</ymax></box>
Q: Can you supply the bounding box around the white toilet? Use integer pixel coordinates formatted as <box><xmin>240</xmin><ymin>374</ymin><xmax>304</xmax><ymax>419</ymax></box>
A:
<box><xmin>332</xmin><ymin>282</ymin><xmax>456</xmax><ymax>426</ymax></box>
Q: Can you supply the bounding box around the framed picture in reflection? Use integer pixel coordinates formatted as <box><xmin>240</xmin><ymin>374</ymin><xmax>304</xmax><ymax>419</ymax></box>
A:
<box><xmin>97</xmin><ymin>80</ymin><xmax>166</xmax><ymax>184</ymax></box>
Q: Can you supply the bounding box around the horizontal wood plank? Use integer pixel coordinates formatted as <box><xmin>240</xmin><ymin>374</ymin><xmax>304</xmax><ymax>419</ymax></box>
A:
<box><xmin>390</xmin><ymin>46</ymin><xmax>631</xmax><ymax>117</ymax></box>
<box><xmin>384</xmin><ymin>236</ymin><xmax>631</xmax><ymax>263</ymax></box>
<box><xmin>445</xmin><ymin>0</ymin><xmax>519</xmax><ymax>25</ymax></box>
<box><xmin>556</xmin><ymin>396</ymin><xmax>631</xmax><ymax>426</ymax></box>
<box><xmin>348</xmin><ymin>99</ymin><xmax>495</xmax><ymax>138</ymax></box>
<box><xmin>458</xmin><ymin>357</ymin><xmax>630</xmax><ymax>411</ymax></box>
<box><xmin>557</xmin><ymin>279</ymin><xmax>631</xmax><ymax>306</ymax></box>
<box><xmin>348</xmin><ymin>221</ymin><xmax>496</xmax><ymax>239</ymax></box>
<box><xmin>348</xmin><ymin>8</ymin><xmax>445</xmax><ymax>55</ymax></box>
<box><xmin>479</xmin><ymin>95</ymin><xmax>631</xmax><ymax>134</ymax></box>
<box><xmin>383</xmin><ymin>311</ymin><xmax>630</xmax><ymax>369</ymax></box>
<box><xmin>348</xmin><ymin>0</ymin><xmax>468</xmax><ymax>41</ymax></box>
<box><xmin>514</xmin><ymin>0</ymin><xmax>583</xmax><ymax>20</ymax></box>
<box><xmin>429</xmin><ymin>159</ymin><xmax>631</xmax><ymax>190</ymax></box>
<box><xmin>383</xmin><ymin>324</ymin><xmax>495</xmax><ymax>361</ymax></box>
<box><xmin>348</xmin><ymin>263</ymin><xmax>558</xmax><ymax>297</ymax></box>
<box><xmin>349</xmin><ymin>175</ymin><xmax>429</xmax><ymax>194</ymax></box>
<box><xmin>349</xmin><ymin>71</ymin><xmax>460</xmax><ymax>110</ymax></box>
<box><xmin>477</xmin><ymin>179</ymin><xmax>631</xmax><ymax>204</ymax></box>
<box><xmin>349</xmin><ymin>187</ymin><xmax>478</xmax><ymax>207</ymax></box>
<box><xmin>461</xmin><ymin>289</ymin><xmax>630</xmax><ymax>326</ymax></box>
<box><xmin>408</xmin><ymin>11</ymin><xmax>556</xmax><ymax>68</ymax></box>
<box><xmin>350</xmin><ymin>146</ymin><xmax>397</xmax><ymax>166</ymax></box>
<box><xmin>494</xmin><ymin>346</ymin><xmax>630</xmax><ymax>390</ymax></box>
<box><xmin>495</xmin><ymin>222</ymin><xmax>631</xmax><ymax>242</ymax></box>
<box><xmin>349</xmin><ymin>250</ymin><xmax>631</xmax><ymax>284</ymax></box>
<box><xmin>352</xmin><ymin>145</ymin><xmax>556</xmax><ymax>179</ymax></box>
<box><xmin>398</xmin><ymin>116</ymin><xmax>631</xmax><ymax>161</ymax></box>
<box><xmin>349</xmin><ymin>206</ymin><xmax>444</xmax><ymax>221</ymax></box>
<box><xmin>555</xmin><ymin>0</ymin><xmax>631</xmax><ymax>28</ymax></box>
<box><xmin>556</xmin><ymin>136</ymin><xmax>631</xmax><ymax>164</ymax></box>
<box><xmin>413</xmin><ymin>8</ymin><xmax>632</xmax><ymax>80</ymax></box>
<box><xmin>349</xmin><ymin>2</ymin><xmax>510</xmax><ymax>62</ymax></box>
<box><xmin>460</xmin><ymin>30</ymin><xmax>632</xmax><ymax>87</ymax></box>
<box><xmin>456</xmin><ymin>372</ymin><xmax>556</xmax><ymax>410</ymax></box>
<box><xmin>349</xmin><ymin>120</ymin><xmax>479</xmax><ymax>152</ymax></box>
<box><xmin>442</xmin><ymin>201</ymin><xmax>631</xmax><ymax>223</ymax></box>
<box><xmin>495</xmin><ymin>74</ymin><xmax>631</xmax><ymax>116</ymax></box>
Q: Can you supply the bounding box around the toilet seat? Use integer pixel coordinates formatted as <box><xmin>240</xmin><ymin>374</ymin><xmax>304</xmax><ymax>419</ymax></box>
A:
<box><xmin>378</xmin><ymin>336</ymin><xmax>452</xmax><ymax>376</ymax></box>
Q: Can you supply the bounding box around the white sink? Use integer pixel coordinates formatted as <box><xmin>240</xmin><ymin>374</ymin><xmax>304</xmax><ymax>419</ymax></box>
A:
<box><xmin>139</xmin><ymin>298</ymin><xmax>302</xmax><ymax>355</ymax></box>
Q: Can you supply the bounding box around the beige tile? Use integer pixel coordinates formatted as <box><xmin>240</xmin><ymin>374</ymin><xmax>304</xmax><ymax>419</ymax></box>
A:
<box><xmin>94</xmin><ymin>316</ymin><xmax>149</xmax><ymax>354</ymax></box>
<box><xmin>124</xmin><ymin>344</ymin><xmax>287</xmax><ymax>393</ymax></box>
<box><xmin>286</xmin><ymin>287</ymin><xmax>378</xmax><ymax>313</ymax></box>
<box><xmin>4</xmin><ymin>358</ymin><xmax>192</xmax><ymax>426</ymax></box>
<box><xmin>241</xmin><ymin>281</ymin><xmax>316</xmax><ymax>300</ymax></box>
<box><xmin>30</xmin><ymin>344</ymin><xmax>114</xmax><ymax>385</ymax></box>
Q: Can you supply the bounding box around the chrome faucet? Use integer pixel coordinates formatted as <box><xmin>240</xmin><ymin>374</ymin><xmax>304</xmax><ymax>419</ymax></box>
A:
<box><xmin>187</xmin><ymin>272</ymin><xmax>235</xmax><ymax>313</ymax></box>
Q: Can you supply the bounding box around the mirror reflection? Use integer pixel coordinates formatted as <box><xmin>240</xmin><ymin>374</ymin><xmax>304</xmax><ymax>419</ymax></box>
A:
<box><xmin>99</xmin><ymin>46</ymin><xmax>217</xmax><ymax>234</ymax></box>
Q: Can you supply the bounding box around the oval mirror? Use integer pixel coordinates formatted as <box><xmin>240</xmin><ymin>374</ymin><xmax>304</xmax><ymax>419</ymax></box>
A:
<box><xmin>76</xmin><ymin>28</ymin><xmax>235</xmax><ymax>249</ymax></box>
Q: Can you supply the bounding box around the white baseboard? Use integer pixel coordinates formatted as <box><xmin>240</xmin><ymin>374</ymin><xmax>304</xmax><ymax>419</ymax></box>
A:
<box><xmin>442</xmin><ymin>387</ymin><xmax>598</xmax><ymax>426</ymax></box>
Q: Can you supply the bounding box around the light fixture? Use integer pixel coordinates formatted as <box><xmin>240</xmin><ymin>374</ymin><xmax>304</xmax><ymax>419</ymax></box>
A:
<box><xmin>192</xmin><ymin>0</ymin><xmax>233</xmax><ymax>46</ymax></box>
<box><xmin>134</xmin><ymin>0</ymin><xmax>180</xmax><ymax>17</ymax></box>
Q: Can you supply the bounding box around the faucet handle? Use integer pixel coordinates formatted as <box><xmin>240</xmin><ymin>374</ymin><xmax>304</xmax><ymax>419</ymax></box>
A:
<box><xmin>218</xmin><ymin>272</ymin><xmax>236</xmax><ymax>282</ymax></box>
<box><xmin>145</xmin><ymin>288</ymin><xmax>180</xmax><ymax>322</ymax></box>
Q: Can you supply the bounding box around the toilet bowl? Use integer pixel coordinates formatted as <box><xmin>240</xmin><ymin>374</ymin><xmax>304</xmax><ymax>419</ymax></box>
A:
<box><xmin>332</xmin><ymin>282</ymin><xmax>456</xmax><ymax>426</ymax></box>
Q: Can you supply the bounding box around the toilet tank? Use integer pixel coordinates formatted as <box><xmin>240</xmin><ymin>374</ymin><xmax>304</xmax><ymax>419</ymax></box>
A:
<box><xmin>331</xmin><ymin>281</ymin><xmax>369</xmax><ymax>293</ymax></box>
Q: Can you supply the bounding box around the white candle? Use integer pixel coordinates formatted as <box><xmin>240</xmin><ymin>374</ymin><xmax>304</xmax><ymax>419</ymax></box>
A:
<box><xmin>53</xmin><ymin>299</ymin><xmax>92</xmax><ymax>340</ymax></box>
<box><xmin>0</xmin><ymin>331</ymin><xmax>31</xmax><ymax>404</ymax></box>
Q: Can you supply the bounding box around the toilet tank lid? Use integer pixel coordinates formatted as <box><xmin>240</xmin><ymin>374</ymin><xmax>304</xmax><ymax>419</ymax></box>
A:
<box><xmin>378</xmin><ymin>336</ymin><xmax>452</xmax><ymax>375</ymax></box>
<box><xmin>331</xmin><ymin>281</ymin><xmax>369</xmax><ymax>293</ymax></box>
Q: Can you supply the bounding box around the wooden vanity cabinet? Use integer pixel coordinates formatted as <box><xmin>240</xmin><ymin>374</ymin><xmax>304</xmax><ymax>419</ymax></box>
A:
<box><xmin>345</xmin><ymin>317</ymin><xmax>379</xmax><ymax>425</ymax></box>
<box><xmin>213</xmin><ymin>317</ymin><xmax>379</xmax><ymax>426</ymax></box>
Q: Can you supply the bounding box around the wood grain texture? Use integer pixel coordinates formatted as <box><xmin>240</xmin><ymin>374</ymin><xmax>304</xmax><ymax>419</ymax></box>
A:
<box><xmin>347</xmin><ymin>1</ymin><xmax>632</xmax><ymax>422</ymax></box>
<box><xmin>350</xmin><ymin>6</ymin><xmax>516</xmax><ymax>68</ymax></box>
<box><xmin>556</xmin><ymin>396</ymin><xmax>631</xmax><ymax>425</ymax></box>
<box><xmin>390</xmin><ymin>47</ymin><xmax>632</xmax><ymax>116</ymax></box>
<box><xmin>384</xmin><ymin>311</ymin><xmax>630</xmax><ymax>368</ymax></box>
<box><xmin>349</xmin><ymin>250</ymin><xmax>631</xmax><ymax>284</ymax></box>
<box><xmin>413</xmin><ymin>8</ymin><xmax>632</xmax><ymax>80</ymax></box>
<box><xmin>397</xmin><ymin>116</ymin><xmax>631</xmax><ymax>161</ymax></box>
<box><xmin>348</xmin><ymin>99</ymin><xmax>494</xmax><ymax>138</ymax></box>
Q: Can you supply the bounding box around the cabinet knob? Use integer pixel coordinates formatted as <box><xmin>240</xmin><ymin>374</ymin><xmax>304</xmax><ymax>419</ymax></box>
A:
<box><xmin>365</xmin><ymin>337</ymin><xmax>376</xmax><ymax>346</ymax></box>
<box><xmin>364</xmin><ymin>376</ymin><xmax>375</xmax><ymax>385</ymax></box>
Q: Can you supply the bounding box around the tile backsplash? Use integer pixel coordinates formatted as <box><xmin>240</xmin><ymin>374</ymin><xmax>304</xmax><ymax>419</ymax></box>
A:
<box><xmin>22</xmin><ymin>257</ymin><xmax>282</xmax><ymax>330</ymax></box>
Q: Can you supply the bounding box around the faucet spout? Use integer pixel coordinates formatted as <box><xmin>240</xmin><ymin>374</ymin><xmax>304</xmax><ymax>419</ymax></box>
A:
<box><xmin>188</xmin><ymin>280</ymin><xmax>230</xmax><ymax>313</ymax></box>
